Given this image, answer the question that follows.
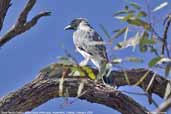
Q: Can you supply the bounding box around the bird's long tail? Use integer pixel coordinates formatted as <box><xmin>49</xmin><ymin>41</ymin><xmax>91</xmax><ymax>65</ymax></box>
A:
<box><xmin>97</xmin><ymin>62</ymin><xmax>113</xmax><ymax>84</ymax></box>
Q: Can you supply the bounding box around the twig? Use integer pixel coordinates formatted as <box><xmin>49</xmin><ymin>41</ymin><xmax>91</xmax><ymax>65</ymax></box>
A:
<box><xmin>0</xmin><ymin>0</ymin><xmax>51</xmax><ymax>47</ymax></box>
<box><xmin>155</xmin><ymin>96</ymin><xmax>171</xmax><ymax>113</ymax></box>
<box><xmin>161</xmin><ymin>14</ymin><xmax>171</xmax><ymax>58</ymax></box>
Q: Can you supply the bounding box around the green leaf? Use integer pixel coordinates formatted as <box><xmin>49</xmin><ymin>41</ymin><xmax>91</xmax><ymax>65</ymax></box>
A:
<box><xmin>127</xmin><ymin>18</ymin><xmax>151</xmax><ymax>30</ymax></box>
<box><xmin>123</xmin><ymin>13</ymin><xmax>134</xmax><ymax>21</ymax></box>
<box><xmin>113</xmin><ymin>27</ymin><xmax>127</xmax><ymax>39</ymax></box>
<box><xmin>113</xmin><ymin>10</ymin><xmax>135</xmax><ymax>16</ymax></box>
<box><xmin>125</xmin><ymin>57</ymin><xmax>143</xmax><ymax>63</ymax></box>
<box><xmin>70</xmin><ymin>66</ymin><xmax>86</xmax><ymax>77</ymax></box>
<box><xmin>137</xmin><ymin>11</ymin><xmax>147</xmax><ymax>18</ymax></box>
<box><xmin>148</xmin><ymin>57</ymin><xmax>162</xmax><ymax>67</ymax></box>
<box><xmin>130</xmin><ymin>2</ymin><xmax>141</xmax><ymax>10</ymax></box>
<box><xmin>100</xmin><ymin>24</ymin><xmax>110</xmax><ymax>39</ymax></box>
<box><xmin>113</xmin><ymin>10</ymin><xmax>128</xmax><ymax>16</ymax></box>
<box><xmin>82</xmin><ymin>66</ymin><xmax>96</xmax><ymax>80</ymax></box>
<box><xmin>125</xmin><ymin>5</ymin><xmax>129</xmax><ymax>10</ymax></box>
<box><xmin>139</xmin><ymin>31</ymin><xmax>155</xmax><ymax>52</ymax></box>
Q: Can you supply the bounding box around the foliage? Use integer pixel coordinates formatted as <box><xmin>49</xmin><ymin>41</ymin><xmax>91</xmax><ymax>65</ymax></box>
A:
<box><xmin>111</xmin><ymin>1</ymin><xmax>171</xmax><ymax>79</ymax></box>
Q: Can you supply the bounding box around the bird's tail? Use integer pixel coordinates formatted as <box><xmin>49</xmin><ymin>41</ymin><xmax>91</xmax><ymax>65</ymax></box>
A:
<box><xmin>97</xmin><ymin>62</ymin><xmax>113</xmax><ymax>84</ymax></box>
<box><xmin>103</xmin><ymin>62</ymin><xmax>113</xmax><ymax>84</ymax></box>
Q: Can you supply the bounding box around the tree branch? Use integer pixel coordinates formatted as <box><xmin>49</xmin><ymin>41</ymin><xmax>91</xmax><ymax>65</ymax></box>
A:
<box><xmin>109</xmin><ymin>68</ymin><xmax>168</xmax><ymax>98</ymax></box>
<box><xmin>0</xmin><ymin>72</ymin><xmax>148</xmax><ymax>114</ymax></box>
<box><xmin>161</xmin><ymin>14</ymin><xmax>171</xmax><ymax>58</ymax></box>
<box><xmin>0</xmin><ymin>64</ymin><xmax>169</xmax><ymax>113</ymax></box>
<box><xmin>0</xmin><ymin>0</ymin><xmax>11</xmax><ymax>31</ymax></box>
<box><xmin>0</xmin><ymin>0</ymin><xmax>51</xmax><ymax>47</ymax></box>
<box><xmin>155</xmin><ymin>96</ymin><xmax>171</xmax><ymax>113</ymax></box>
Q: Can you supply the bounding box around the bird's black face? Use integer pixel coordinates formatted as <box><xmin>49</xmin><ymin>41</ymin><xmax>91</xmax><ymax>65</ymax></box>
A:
<box><xmin>64</xmin><ymin>18</ymin><xmax>86</xmax><ymax>30</ymax></box>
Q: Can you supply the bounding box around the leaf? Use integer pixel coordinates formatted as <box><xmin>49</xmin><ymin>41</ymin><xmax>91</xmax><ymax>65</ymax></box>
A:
<box><xmin>82</xmin><ymin>66</ymin><xmax>96</xmax><ymax>80</ymax></box>
<box><xmin>148</xmin><ymin>56</ymin><xmax>162</xmax><ymax>67</ymax></box>
<box><xmin>113</xmin><ymin>27</ymin><xmax>127</xmax><ymax>39</ymax></box>
<box><xmin>112</xmin><ymin>58</ymin><xmax>122</xmax><ymax>64</ymax></box>
<box><xmin>70</xmin><ymin>66</ymin><xmax>86</xmax><ymax>77</ymax></box>
<box><xmin>127</xmin><ymin>18</ymin><xmax>151</xmax><ymax>30</ymax></box>
<box><xmin>114</xmin><ymin>16</ymin><xmax>125</xmax><ymax>20</ymax></box>
<box><xmin>152</xmin><ymin>2</ymin><xmax>168</xmax><ymax>12</ymax></box>
<box><xmin>113</xmin><ymin>10</ymin><xmax>135</xmax><ymax>16</ymax></box>
<box><xmin>165</xmin><ymin>63</ymin><xmax>171</xmax><ymax>77</ymax></box>
<box><xmin>114</xmin><ymin>32</ymin><xmax>140</xmax><ymax>50</ymax></box>
<box><xmin>164</xmin><ymin>82</ymin><xmax>171</xmax><ymax>99</ymax></box>
<box><xmin>137</xmin><ymin>11</ymin><xmax>147</xmax><ymax>18</ymax></box>
<box><xmin>100</xmin><ymin>24</ymin><xmax>110</xmax><ymax>39</ymax></box>
<box><xmin>156</xmin><ymin>58</ymin><xmax>171</xmax><ymax>66</ymax></box>
<box><xmin>40</xmin><ymin>63</ymin><xmax>61</xmax><ymax>76</ymax></box>
<box><xmin>139</xmin><ymin>31</ymin><xmax>156</xmax><ymax>52</ymax></box>
<box><xmin>124</xmin><ymin>26</ymin><xmax>129</xmax><ymax>41</ymax></box>
<box><xmin>123</xmin><ymin>13</ymin><xmax>134</xmax><ymax>21</ymax></box>
<box><xmin>125</xmin><ymin>57</ymin><xmax>143</xmax><ymax>63</ymax></box>
<box><xmin>130</xmin><ymin>2</ymin><xmax>141</xmax><ymax>10</ymax></box>
<box><xmin>57</xmin><ymin>56</ymin><xmax>77</xmax><ymax>65</ymax></box>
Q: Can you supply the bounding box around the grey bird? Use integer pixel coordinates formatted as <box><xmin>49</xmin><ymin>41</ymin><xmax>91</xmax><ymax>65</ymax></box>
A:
<box><xmin>64</xmin><ymin>18</ymin><xmax>112</xmax><ymax>84</ymax></box>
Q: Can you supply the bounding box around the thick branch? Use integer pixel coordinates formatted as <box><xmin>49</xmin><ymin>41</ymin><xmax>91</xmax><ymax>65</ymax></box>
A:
<box><xmin>0</xmin><ymin>0</ymin><xmax>11</xmax><ymax>31</ymax></box>
<box><xmin>0</xmin><ymin>64</ymin><xmax>168</xmax><ymax>113</ymax></box>
<box><xmin>0</xmin><ymin>0</ymin><xmax>51</xmax><ymax>47</ymax></box>
<box><xmin>0</xmin><ymin>73</ymin><xmax>148</xmax><ymax>114</ymax></box>
<box><xmin>109</xmin><ymin>68</ymin><xmax>168</xmax><ymax>98</ymax></box>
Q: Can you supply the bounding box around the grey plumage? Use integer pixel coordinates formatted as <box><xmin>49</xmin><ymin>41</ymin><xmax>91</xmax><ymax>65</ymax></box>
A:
<box><xmin>65</xmin><ymin>18</ymin><xmax>112</xmax><ymax>82</ymax></box>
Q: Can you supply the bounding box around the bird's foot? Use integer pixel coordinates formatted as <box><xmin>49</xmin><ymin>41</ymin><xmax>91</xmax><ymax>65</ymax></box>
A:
<box><xmin>94</xmin><ymin>79</ymin><xmax>117</xmax><ymax>90</ymax></box>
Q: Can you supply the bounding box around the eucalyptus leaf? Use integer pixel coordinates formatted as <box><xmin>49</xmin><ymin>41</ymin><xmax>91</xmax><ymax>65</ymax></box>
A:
<box><xmin>100</xmin><ymin>24</ymin><xmax>111</xmax><ymax>39</ymax></box>
<box><xmin>130</xmin><ymin>2</ymin><xmax>141</xmax><ymax>10</ymax></box>
<box><xmin>137</xmin><ymin>11</ymin><xmax>147</xmax><ymax>18</ymax></box>
<box><xmin>113</xmin><ymin>27</ymin><xmax>127</xmax><ymax>39</ymax></box>
<box><xmin>148</xmin><ymin>57</ymin><xmax>162</xmax><ymax>67</ymax></box>
<box><xmin>125</xmin><ymin>57</ymin><xmax>143</xmax><ymax>63</ymax></box>
<box><xmin>152</xmin><ymin>2</ymin><xmax>168</xmax><ymax>12</ymax></box>
<box><xmin>114</xmin><ymin>32</ymin><xmax>140</xmax><ymax>50</ymax></box>
<box><xmin>127</xmin><ymin>18</ymin><xmax>151</xmax><ymax>30</ymax></box>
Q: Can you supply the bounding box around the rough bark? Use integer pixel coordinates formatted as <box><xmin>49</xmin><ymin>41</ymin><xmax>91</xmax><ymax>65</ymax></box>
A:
<box><xmin>0</xmin><ymin>0</ymin><xmax>11</xmax><ymax>31</ymax></box>
<box><xmin>0</xmin><ymin>73</ymin><xmax>148</xmax><ymax>114</ymax></box>
<box><xmin>0</xmin><ymin>64</ymin><xmax>169</xmax><ymax>113</ymax></box>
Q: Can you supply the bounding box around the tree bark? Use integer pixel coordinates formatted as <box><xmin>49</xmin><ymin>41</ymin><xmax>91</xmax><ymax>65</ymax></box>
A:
<box><xmin>0</xmin><ymin>0</ymin><xmax>11</xmax><ymax>31</ymax></box>
<box><xmin>0</xmin><ymin>73</ymin><xmax>148</xmax><ymax>114</ymax></box>
<box><xmin>0</xmin><ymin>0</ymin><xmax>51</xmax><ymax>47</ymax></box>
<box><xmin>0</xmin><ymin>64</ymin><xmax>169</xmax><ymax>114</ymax></box>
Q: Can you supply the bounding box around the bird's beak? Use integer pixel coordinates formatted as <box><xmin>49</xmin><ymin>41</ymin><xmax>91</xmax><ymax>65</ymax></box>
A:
<box><xmin>64</xmin><ymin>25</ymin><xmax>72</xmax><ymax>30</ymax></box>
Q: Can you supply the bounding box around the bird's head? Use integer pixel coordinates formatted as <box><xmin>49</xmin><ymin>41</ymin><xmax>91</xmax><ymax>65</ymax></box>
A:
<box><xmin>64</xmin><ymin>18</ymin><xmax>89</xmax><ymax>30</ymax></box>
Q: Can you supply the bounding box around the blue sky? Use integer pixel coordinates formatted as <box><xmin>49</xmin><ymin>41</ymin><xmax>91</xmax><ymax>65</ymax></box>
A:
<box><xmin>0</xmin><ymin>0</ymin><xmax>170</xmax><ymax>114</ymax></box>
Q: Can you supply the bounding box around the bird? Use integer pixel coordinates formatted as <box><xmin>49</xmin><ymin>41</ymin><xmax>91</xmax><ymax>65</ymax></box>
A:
<box><xmin>64</xmin><ymin>18</ymin><xmax>112</xmax><ymax>84</ymax></box>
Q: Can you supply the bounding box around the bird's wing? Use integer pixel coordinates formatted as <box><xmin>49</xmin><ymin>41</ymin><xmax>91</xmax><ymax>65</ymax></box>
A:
<box><xmin>73</xmin><ymin>29</ymin><xmax>108</xmax><ymax>61</ymax></box>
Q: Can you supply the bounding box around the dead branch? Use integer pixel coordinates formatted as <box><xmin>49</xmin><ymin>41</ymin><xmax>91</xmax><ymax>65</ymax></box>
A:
<box><xmin>0</xmin><ymin>72</ymin><xmax>148</xmax><ymax>114</ymax></box>
<box><xmin>155</xmin><ymin>96</ymin><xmax>171</xmax><ymax>113</ymax></box>
<box><xmin>0</xmin><ymin>0</ymin><xmax>11</xmax><ymax>31</ymax></box>
<box><xmin>0</xmin><ymin>64</ymin><xmax>169</xmax><ymax>113</ymax></box>
<box><xmin>161</xmin><ymin>14</ymin><xmax>171</xmax><ymax>57</ymax></box>
<box><xmin>0</xmin><ymin>0</ymin><xmax>51</xmax><ymax>47</ymax></box>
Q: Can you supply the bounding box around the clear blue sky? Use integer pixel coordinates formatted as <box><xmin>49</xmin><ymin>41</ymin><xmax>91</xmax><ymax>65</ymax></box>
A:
<box><xmin>0</xmin><ymin>0</ymin><xmax>170</xmax><ymax>114</ymax></box>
